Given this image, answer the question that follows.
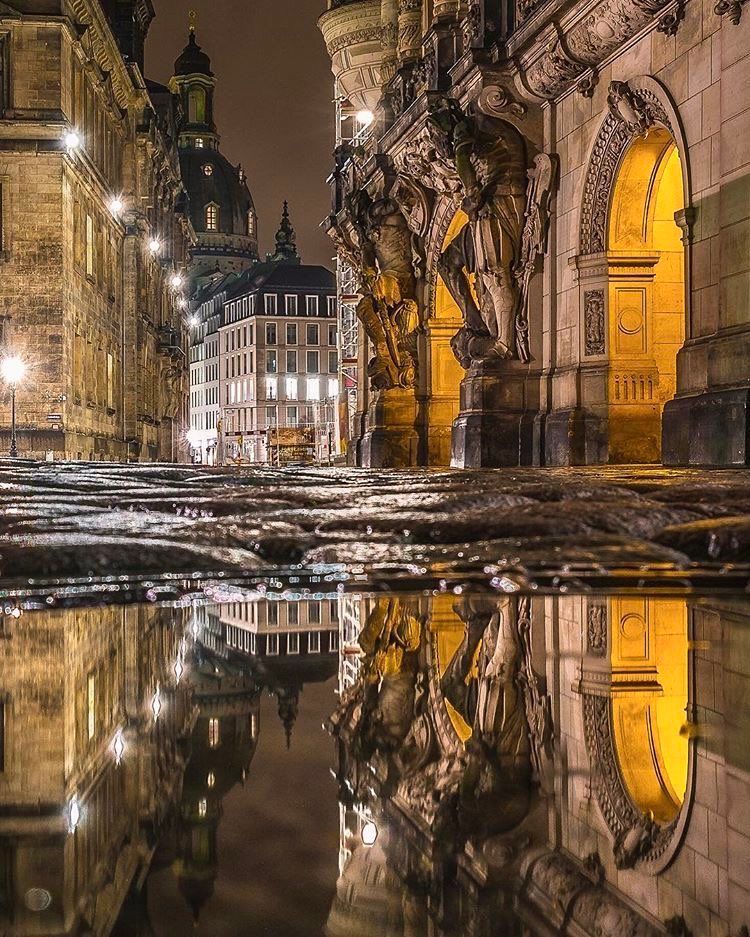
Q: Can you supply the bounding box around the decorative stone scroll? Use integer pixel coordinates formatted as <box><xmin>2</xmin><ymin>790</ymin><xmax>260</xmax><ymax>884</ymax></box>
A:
<box><xmin>584</xmin><ymin>289</ymin><xmax>606</xmax><ymax>356</ymax></box>
<box><xmin>580</xmin><ymin>81</ymin><xmax>672</xmax><ymax>254</ymax></box>
<box><xmin>714</xmin><ymin>0</ymin><xmax>746</xmax><ymax>23</ymax></box>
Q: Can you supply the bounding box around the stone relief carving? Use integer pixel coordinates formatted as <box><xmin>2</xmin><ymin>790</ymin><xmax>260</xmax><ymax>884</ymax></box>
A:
<box><xmin>714</xmin><ymin>0</ymin><xmax>746</xmax><ymax>23</ymax></box>
<box><xmin>656</xmin><ymin>0</ymin><xmax>686</xmax><ymax>34</ymax></box>
<box><xmin>476</xmin><ymin>83</ymin><xmax>528</xmax><ymax>120</ymax></box>
<box><xmin>524</xmin><ymin>39</ymin><xmax>586</xmax><ymax>100</ymax></box>
<box><xmin>580</xmin><ymin>82</ymin><xmax>672</xmax><ymax>254</ymax></box>
<box><xmin>584</xmin><ymin>289</ymin><xmax>606</xmax><ymax>356</ymax></box>
<box><xmin>516</xmin><ymin>595</ymin><xmax>554</xmax><ymax>782</ymax></box>
<box><xmin>587</xmin><ymin>598</ymin><xmax>607</xmax><ymax>653</ymax></box>
<box><xmin>607</xmin><ymin>80</ymin><xmax>655</xmax><ymax>135</ymax></box>
<box><xmin>332</xmin><ymin>184</ymin><xmax>423</xmax><ymax>391</ymax></box>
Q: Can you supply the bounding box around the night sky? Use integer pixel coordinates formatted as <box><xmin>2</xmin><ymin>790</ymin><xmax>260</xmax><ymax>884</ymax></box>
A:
<box><xmin>147</xmin><ymin>0</ymin><xmax>336</xmax><ymax>269</ymax></box>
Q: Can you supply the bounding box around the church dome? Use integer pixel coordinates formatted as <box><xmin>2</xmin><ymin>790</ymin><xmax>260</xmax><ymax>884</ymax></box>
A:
<box><xmin>174</xmin><ymin>31</ymin><xmax>213</xmax><ymax>77</ymax></box>
<box><xmin>179</xmin><ymin>146</ymin><xmax>256</xmax><ymax>239</ymax></box>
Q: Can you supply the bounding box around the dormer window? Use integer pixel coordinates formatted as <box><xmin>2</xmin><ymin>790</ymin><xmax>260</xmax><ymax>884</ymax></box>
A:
<box><xmin>205</xmin><ymin>202</ymin><xmax>219</xmax><ymax>231</ymax></box>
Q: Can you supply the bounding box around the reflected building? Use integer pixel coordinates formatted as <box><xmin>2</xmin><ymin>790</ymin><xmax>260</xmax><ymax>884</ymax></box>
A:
<box><xmin>327</xmin><ymin>593</ymin><xmax>750</xmax><ymax>936</ymax></box>
<box><xmin>0</xmin><ymin>604</ymin><xmax>194</xmax><ymax>936</ymax></box>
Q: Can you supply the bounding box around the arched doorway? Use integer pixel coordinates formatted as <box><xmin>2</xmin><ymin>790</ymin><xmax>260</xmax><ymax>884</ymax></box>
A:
<box><xmin>425</xmin><ymin>209</ymin><xmax>467</xmax><ymax>466</ymax></box>
<box><xmin>605</xmin><ymin>129</ymin><xmax>686</xmax><ymax>462</ymax></box>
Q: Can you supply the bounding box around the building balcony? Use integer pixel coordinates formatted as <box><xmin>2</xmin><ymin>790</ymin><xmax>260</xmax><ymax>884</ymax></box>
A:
<box><xmin>318</xmin><ymin>0</ymin><xmax>383</xmax><ymax>112</ymax></box>
<box><xmin>157</xmin><ymin>325</ymin><xmax>185</xmax><ymax>359</ymax></box>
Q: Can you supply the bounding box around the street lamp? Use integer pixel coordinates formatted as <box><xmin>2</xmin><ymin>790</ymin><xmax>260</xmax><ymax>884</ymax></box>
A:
<box><xmin>1</xmin><ymin>356</ymin><xmax>26</xmax><ymax>458</ymax></box>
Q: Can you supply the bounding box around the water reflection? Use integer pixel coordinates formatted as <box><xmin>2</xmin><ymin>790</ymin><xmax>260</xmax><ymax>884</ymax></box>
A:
<box><xmin>0</xmin><ymin>591</ymin><xmax>747</xmax><ymax>937</ymax></box>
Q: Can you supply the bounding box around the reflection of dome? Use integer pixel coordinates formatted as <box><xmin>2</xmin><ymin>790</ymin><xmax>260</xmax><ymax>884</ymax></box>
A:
<box><xmin>178</xmin><ymin>867</ymin><xmax>215</xmax><ymax>927</ymax></box>
<box><xmin>174</xmin><ymin>32</ymin><xmax>213</xmax><ymax>77</ymax></box>
<box><xmin>179</xmin><ymin>147</ymin><xmax>255</xmax><ymax>238</ymax></box>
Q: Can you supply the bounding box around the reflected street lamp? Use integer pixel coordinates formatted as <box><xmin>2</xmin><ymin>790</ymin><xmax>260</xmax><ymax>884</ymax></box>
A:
<box><xmin>1</xmin><ymin>356</ymin><xmax>26</xmax><ymax>458</ymax></box>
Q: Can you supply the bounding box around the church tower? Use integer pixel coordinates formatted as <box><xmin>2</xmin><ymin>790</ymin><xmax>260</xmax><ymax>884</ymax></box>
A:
<box><xmin>170</xmin><ymin>19</ymin><xmax>259</xmax><ymax>287</ymax></box>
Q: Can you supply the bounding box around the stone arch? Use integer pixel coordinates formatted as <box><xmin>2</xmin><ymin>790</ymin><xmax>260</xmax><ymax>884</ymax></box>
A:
<box><xmin>573</xmin><ymin>77</ymin><xmax>693</xmax><ymax>463</ymax></box>
<box><xmin>579</xmin><ymin>597</ymin><xmax>696</xmax><ymax>873</ymax></box>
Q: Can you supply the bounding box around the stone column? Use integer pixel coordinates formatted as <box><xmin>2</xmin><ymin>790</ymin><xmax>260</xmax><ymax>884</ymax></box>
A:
<box><xmin>432</xmin><ymin>0</ymin><xmax>460</xmax><ymax>21</ymax></box>
<box><xmin>360</xmin><ymin>386</ymin><xmax>419</xmax><ymax>467</ymax></box>
<box><xmin>397</xmin><ymin>0</ymin><xmax>423</xmax><ymax>64</ymax></box>
<box><xmin>381</xmin><ymin>0</ymin><xmax>399</xmax><ymax>84</ymax></box>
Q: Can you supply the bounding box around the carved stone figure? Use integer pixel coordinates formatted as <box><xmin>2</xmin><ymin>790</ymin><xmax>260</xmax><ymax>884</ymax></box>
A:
<box><xmin>335</xmin><ymin>188</ymin><xmax>422</xmax><ymax>390</ymax></box>
<box><xmin>424</xmin><ymin>96</ymin><xmax>530</xmax><ymax>367</ymax></box>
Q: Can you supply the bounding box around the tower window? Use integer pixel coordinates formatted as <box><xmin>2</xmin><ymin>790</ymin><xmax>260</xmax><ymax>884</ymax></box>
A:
<box><xmin>247</xmin><ymin>212</ymin><xmax>256</xmax><ymax>237</ymax></box>
<box><xmin>195</xmin><ymin>137</ymin><xmax>205</xmax><ymax>148</ymax></box>
<box><xmin>188</xmin><ymin>87</ymin><xmax>206</xmax><ymax>123</ymax></box>
<box><xmin>205</xmin><ymin>203</ymin><xmax>219</xmax><ymax>231</ymax></box>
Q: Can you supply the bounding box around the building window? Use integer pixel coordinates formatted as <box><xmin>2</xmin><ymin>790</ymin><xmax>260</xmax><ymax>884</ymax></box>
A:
<box><xmin>306</xmin><ymin>378</ymin><xmax>320</xmax><ymax>401</ymax></box>
<box><xmin>327</xmin><ymin>378</ymin><xmax>339</xmax><ymax>398</ymax></box>
<box><xmin>327</xmin><ymin>296</ymin><xmax>337</xmax><ymax>316</ymax></box>
<box><xmin>306</xmin><ymin>296</ymin><xmax>319</xmax><ymax>316</ymax></box>
<box><xmin>330</xmin><ymin>631</ymin><xmax>339</xmax><ymax>652</ymax></box>
<box><xmin>306</xmin><ymin>323</ymin><xmax>319</xmax><ymax>345</ymax></box>
<box><xmin>265</xmin><ymin>322</ymin><xmax>277</xmax><ymax>344</ymax></box>
<box><xmin>288</xmin><ymin>633</ymin><xmax>299</xmax><ymax>655</ymax></box>
<box><xmin>208</xmin><ymin>717</ymin><xmax>220</xmax><ymax>748</ymax></box>
<box><xmin>285</xmin><ymin>376</ymin><xmax>298</xmax><ymax>400</ymax></box>
<box><xmin>266</xmin><ymin>405</ymin><xmax>277</xmax><ymax>426</ymax></box>
<box><xmin>285</xmin><ymin>295</ymin><xmax>298</xmax><ymax>315</ymax></box>
<box><xmin>264</xmin><ymin>295</ymin><xmax>277</xmax><ymax>316</ymax></box>
<box><xmin>205</xmin><ymin>203</ymin><xmax>219</xmax><ymax>231</ymax></box>
<box><xmin>286</xmin><ymin>323</ymin><xmax>297</xmax><ymax>344</ymax></box>
<box><xmin>286</xmin><ymin>350</ymin><xmax>297</xmax><ymax>373</ymax></box>
<box><xmin>306</xmin><ymin>350</ymin><xmax>319</xmax><ymax>373</ymax></box>
<box><xmin>188</xmin><ymin>87</ymin><xmax>206</xmax><ymax>123</ymax></box>
<box><xmin>265</xmin><ymin>376</ymin><xmax>277</xmax><ymax>399</ymax></box>
<box><xmin>309</xmin><ymin>631</ymin><xmax>320</xmax><ymax>654</ymax></box>
<box><xmin>329</xmin><ymin>600</ymin><xmax>339</xmax><ymax>622</ymax></box>
<box><xmin>87</xmin><ymin>672</ymin><xmax>96</xmax><ymax>740</ymax></box>
<box><xmin>287</xmin><ymin>405</ymin><xmax>298</xmax><ymax>425</ymax></box>
<box><xmin>328</xmin><ymin>351</ymin><xmax>338</xmax><ymax>373</ymax></box>
<box><xmin>309</xmin><ymin>601</ymin><xmax>322</xmax><ymax>625</ymax></box>
<box><xmin>288</xmin><ymin>603</ymin><xmax>299</xmax><ymax>625</ymax></box>
<box><xmin>267</xmin><ymin>634</ymin><xmax>279</xmax><ymax>655</ymax></box>
<box><xmin>202</xmin><ymin>163</ymin><xmax>213</xmax><ymax>176</ymax></box>
<box><xmin>268</xmin><ymin>602</ymin><xmax>278</xmax><ymax>626</ymax></box>
<box><xmin>328</xmin><ymin>324</ymin><xmax>337</xmax><ymax>346</ymax></box>
<box><xmin>195</xmin><ymin>137</ymin><xmax>205</xmax><ymax>148</ymax></box>
<box><xmin>247</xmin><ymin>212</ymin><xmax>255</xmax><ymax>236</ymax></box>
<box><xmin>85</xmin><ymin>214</ymin><xmax>94</xmax><ymax>277</ymax></box>
<box><xmin>266</xmin><ymin>350</ymin><xmax>277</xmax><ymax>373</ymax></box>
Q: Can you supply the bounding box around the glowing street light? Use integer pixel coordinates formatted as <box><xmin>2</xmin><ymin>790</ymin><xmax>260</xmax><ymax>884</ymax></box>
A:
<box><xmin>1</xmin><ymin>355</ymin><xmax>26</xmax><ymax>458</ymax></box>
<box><xmin>64</xmin><ymin>130</ymin><xmax>81</xmax><ymax>152</ymax></box>
<box><xmin>68</xmin><ymin>796</ymin><xmax>81</xmax><ymax>834</ymax></box>
<box><xmin>188</xmin><ymin>314</ymin><xmax>200</xmax><ymax>328</ymax></box>
<box><xmin>113</xmin><ymin>730</ymin><xmax>125</xmax><ymax>766</ymax></box>
<box><xmin>361</xmin><ymin>820</ymin><xmax>378</xmax><ymax>846</ymax></box>
<box><xmin>356</xmin><ymin>109</ymin><xmax>374</xmax><ymax>127</ymax></box>
<box><xmin>110</xmin><ymin>196</ymin><xmax>124</xmax><ymax>216</ymax></box>
<box><xmin>170</xmin><ymin>273</ymin><xmax>184</xmax><ymax>289</ymax></box>
<box><xmin>151</xmin><ymin>685</ymin><xmax>162</xmax><ymax>721</ymax></box>
<box><xmin>148</xmin><ymin>238</ymin><xmax>161</xmax><ymax>255</ymax></box>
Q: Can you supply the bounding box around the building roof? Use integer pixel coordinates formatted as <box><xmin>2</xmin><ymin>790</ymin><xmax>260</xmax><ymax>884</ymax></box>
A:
<box><xmin>174</xmin><ymin>31</ymin><xmax>213</xmax><ymax>77</ymax></box>
<box><xmin>224</xmin><ymin>262</ymin><xmax>335</xmax><ymax>301</ymax></box>
<box><xmin>180</xmin><ymin>146</ymin><xmax>255</xmax><ymax>237</ymax></box>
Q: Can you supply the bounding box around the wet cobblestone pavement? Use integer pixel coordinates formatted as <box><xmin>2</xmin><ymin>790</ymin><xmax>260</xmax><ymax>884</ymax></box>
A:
<box><xmin>2</xmin><ymin>460</ymin><xmax>750</xmax><ymax>594</ymax></box>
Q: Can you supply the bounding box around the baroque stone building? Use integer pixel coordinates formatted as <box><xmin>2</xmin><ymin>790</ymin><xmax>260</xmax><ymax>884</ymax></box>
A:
<box><xmin>319</xmin><ymin>0</ymin><xmax>750</xmax><ymax>467</ymax></box>
<box><xmin>0</xmin><ymin>0</ymin><xmax>195</xmax><ymax>462</ymax></box>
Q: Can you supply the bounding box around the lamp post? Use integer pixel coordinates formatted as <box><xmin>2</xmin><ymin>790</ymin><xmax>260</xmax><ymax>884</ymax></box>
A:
<box><xmin>1</xmin><ymin>356</ymin><xmax>25</xmax><ymax>458</ymax></box>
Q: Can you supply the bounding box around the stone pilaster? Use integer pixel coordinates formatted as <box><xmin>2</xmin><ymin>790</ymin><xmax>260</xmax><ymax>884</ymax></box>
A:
<box><xmin>360</xmin><ymin>386</ymin><xmax>419</xmax><ymax>467</ymax></box>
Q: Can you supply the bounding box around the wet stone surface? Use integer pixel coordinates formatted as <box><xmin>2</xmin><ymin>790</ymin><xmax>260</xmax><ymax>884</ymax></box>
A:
<box><xmin>2</xmin><ymin>461</ymin><xmax>750</xmax><ymax>591</ymax></box>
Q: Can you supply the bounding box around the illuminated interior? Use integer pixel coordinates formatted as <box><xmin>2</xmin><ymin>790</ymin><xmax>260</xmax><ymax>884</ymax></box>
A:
<box><xmin>431</xmin><ymin>593</ymin><xmax>474</xmax><ymax>742</ymax></box>
<box><xmin>606</xmin><ymin>129</ymin><xmax>686</xmax><ymax>463</ymax></box>
<box><xmin>428</xmin><ymin>210</ymin><xmax>469</xmax><ymax>466</ymax></box>
<box><xmin>609</xmin><ymin>598</ymin><xmax>689</xmax><ymax>822</ymax></box>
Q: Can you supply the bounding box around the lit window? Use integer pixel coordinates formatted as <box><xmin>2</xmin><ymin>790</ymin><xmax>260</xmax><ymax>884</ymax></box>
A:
<box><xmin>198</xmin><ymin>798</ymin><xmax>207</xmax><ymax>818</ymax></box>
<box><xmin>285</xmin><ymin>377</ymin><xmax>298</xmax><ymax>400</ymax></box>
<box><xmin>306</xmin><ymin>378</ymin><xmax>320</xmax><ymax>401</ymax></box>
<box><xmin>195</xmin><ymin>137</ymin><xmax>205</xmax><ymax>148</ymax></box>
<box><xmin>205</xmin><ymin>203</ymin><xmax>219</xmax><ymax>231</ymax></box>
<box><xmin>247</xmin><ymin>212</ymin><xmax>255</xmax><ymax>236</ymax></box>
<box><xmin>265</xmin><ymin>376</ymin><xmax>277</xmax><ymax>400</ymax></box>
<box><xmin>208</xmin><ymin>717</ymin><xmax>220</xmax><ymax>748</ymax></box>
<box><xmin>189</xmin><ymin>88</ymin><xmax>206</xmax><ymax>123</ymax></box>
<box><xmin>266</xmin><ymin>350</ymin><xmax>277</xmax><ymax>373</ymax></box>
<box><xmin>85</xmin><ymin>214</ymin><xmax>94</xmax><ymax>277</ymax></box>
<box><xmin>87</xmin><ymin>672</ymin><xmax>96</xmax><ymax>740</ymax></box>
<box><xmin>328</xmin><ymin>378</ymin><xmax>339</xmax><ymax>398</ymax></box>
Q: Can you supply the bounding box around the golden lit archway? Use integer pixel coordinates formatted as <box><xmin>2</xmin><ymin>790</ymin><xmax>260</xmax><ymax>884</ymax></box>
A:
<box><xmin>609</xmin><ymin>597</ymin><xmax>689</xmax><ymax>823</ymax></box>
<box><xmin>606</xmin><ymin>129</ymin><xmax>686</xmax><ymax>462</ymax></box>
<box><xmin>426</xmin><ymin>209</ymin><xmax>468</xmax><ymax>466</ymax></box>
